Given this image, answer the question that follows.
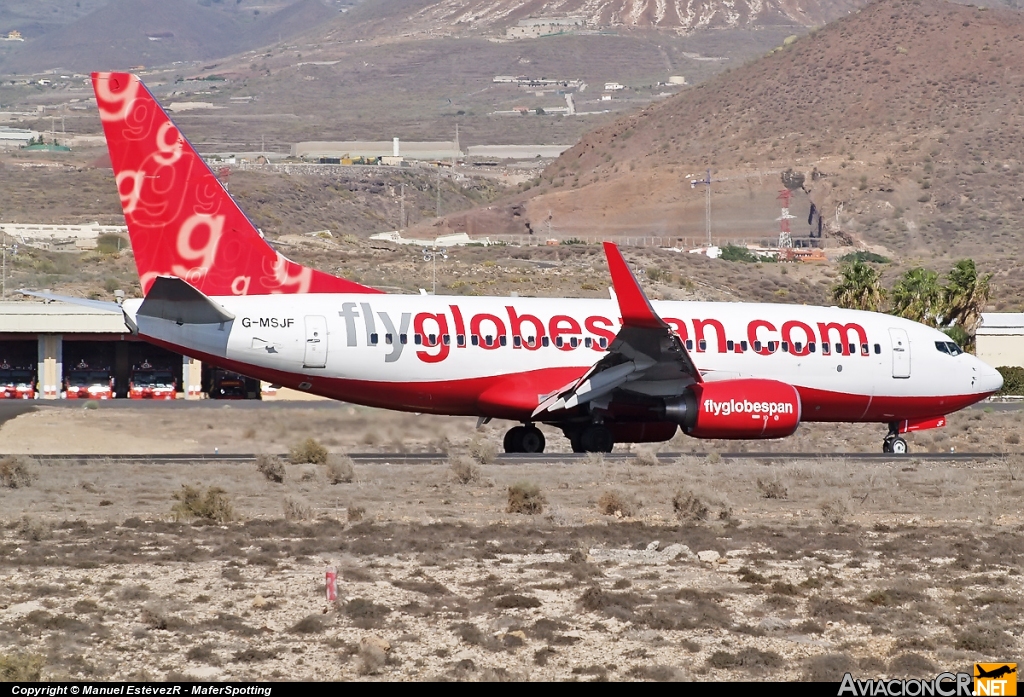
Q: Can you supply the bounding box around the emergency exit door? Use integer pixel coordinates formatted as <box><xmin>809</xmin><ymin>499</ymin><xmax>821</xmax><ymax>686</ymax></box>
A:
<box><xmin>889</xmin><ymin>328</ymin><xmax>910</xmax><ymax>379</ymax></box>
<box><xmin>304</xmin><ymin>316</ymin><xmax>328</xmax><ymax>368</ymax></box>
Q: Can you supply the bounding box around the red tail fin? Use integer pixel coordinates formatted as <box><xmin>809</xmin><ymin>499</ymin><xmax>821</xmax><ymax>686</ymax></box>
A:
<box><xmin>92</xmin><ymin>72</ymin><xmax>380</xmax><ymax>297</ymax></box>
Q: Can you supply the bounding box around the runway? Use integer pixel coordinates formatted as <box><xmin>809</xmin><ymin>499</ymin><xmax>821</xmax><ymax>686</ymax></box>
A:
<box><xmin>9</xmin><ymin>451</ymin><xmax>1009</xmax><ymax>464</ymax></box>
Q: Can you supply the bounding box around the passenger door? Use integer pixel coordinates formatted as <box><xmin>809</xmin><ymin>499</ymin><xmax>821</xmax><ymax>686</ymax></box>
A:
<box><xmin>889</xmin><ymin>328</ymin><xmax>910</xmax><ymax>379</ymax></box>
<box><xmin>304</xmin><ymin>316</ymin><xmax>328</xmax><ymax>369</ymax></box>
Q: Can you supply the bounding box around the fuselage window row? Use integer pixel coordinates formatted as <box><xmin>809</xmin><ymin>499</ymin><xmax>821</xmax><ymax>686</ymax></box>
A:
<box><xmin>365</xmin><ymin>331</ymin><xmax>883</xmax><ymax>355</ymax></box>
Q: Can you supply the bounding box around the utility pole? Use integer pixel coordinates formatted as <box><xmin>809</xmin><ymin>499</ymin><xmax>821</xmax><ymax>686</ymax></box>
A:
<box><xmin>689</xmin><ymin>169</ymin><xmax>721</xmax><ymax>247</ymax></box>
<box><xmin>399</xmin><ymin>184</ymin><xmax>405</xmax><ymax>230</ymax></box>
<box><xmin>436</xmin><ymin>164</ymin><xmax>441</xmax><ymax>218</ymax></box>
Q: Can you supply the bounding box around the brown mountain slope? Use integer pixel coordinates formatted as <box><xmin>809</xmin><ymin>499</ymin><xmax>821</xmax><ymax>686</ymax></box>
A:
<box><xmin>440</xmin><ymin>0</ymin><xmax>1024</xmax><ymax>262</ymax></box>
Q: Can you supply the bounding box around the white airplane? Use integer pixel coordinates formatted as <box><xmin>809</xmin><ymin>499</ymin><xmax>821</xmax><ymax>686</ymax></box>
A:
<box><xmin>31</xmin><ymin>72</ymin><xmax>1004</xmax><ymax>454</ymax></box>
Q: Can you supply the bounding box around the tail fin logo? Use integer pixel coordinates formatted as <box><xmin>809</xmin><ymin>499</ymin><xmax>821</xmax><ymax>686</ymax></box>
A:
<box><xmin>92</xmin><ymin>72</ymin><xmax>380</xmax><ymax>298</ymax></box>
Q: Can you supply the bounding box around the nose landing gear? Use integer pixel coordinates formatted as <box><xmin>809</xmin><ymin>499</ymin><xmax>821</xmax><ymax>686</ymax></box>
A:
<box><xmin>503</xmin><ymin>424</ymin><xmax>546</xmax><ymax>453</ymax></box>
<box><xmin>882</xmin><ymin>422</ymin><xmax>908</xmax><ymax>454</ymax></box>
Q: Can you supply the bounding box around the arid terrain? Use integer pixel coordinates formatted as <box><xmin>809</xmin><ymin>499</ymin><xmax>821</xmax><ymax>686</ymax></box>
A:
<box><xmin>0</xmin><ymin>402</ymin><xmax>1022</xmax><ymax>681</ymax></box>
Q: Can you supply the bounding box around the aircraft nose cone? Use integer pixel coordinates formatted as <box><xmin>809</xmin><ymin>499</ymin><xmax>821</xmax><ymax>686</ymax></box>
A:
<box><xmin>978</xmin><ymin>366</ymin><xmax>1003</xmax><ymax>395</ymax></box>
<box><xmin>978</xmin><ymin>363</ymin><xmax>1003</xmax><ymax>395</ymax></box>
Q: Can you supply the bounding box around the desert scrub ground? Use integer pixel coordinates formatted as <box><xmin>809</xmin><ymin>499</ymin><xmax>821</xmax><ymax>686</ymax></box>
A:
<box><xmin>1</xmin><ymin>420</ymin><xmax>1022</xmax><ymax>681</ymax></box>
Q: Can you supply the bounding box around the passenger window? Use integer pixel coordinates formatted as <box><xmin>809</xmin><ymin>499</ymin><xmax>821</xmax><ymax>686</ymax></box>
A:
<box><xmin>542</xmin><ymin>337</ymin><xmax>550</xmax><ymax>347</ymax></box>
<box><xmin>740</xmin><ymin>341</ymin><xmax>748</xmax><ymax>351</ymax></box>
<box><xmin>753</xmin><ymin>341</ymin><xmax>762</xmax><ymax>352</ymax></box>
<box><xmin>585</xmin><ymin>338</ymin><xmax>593</xmax><ymax>348</ymax></box>
<box><xmin>513</xmin><ymin>336</ymin><xmax>522</xmax><ymax>348</ymax></box>
<box><xmin>556</xmin><ymin>337</ymin><xmax>564</xmax><ymax>348</ymax></box>
<box><xmin>686</xmin><ymin>340</ymin><xmax>694</xmax><ymax>350</ymax></box>
<box><xmin>861</xmin><ymin>343</ymin><xmax>869</xmax><ymax>355</ymax></box>
<box><xmin>727</xmin><ymin>340</ymin><xmax>735</xmax><ymax>351</ymax></box>
<box><xmin>443</xmin><ymin>335</ymin><xmax>451</xmax><ymax>346</ymax></box>
<box><xmin>400</xmin><ymin>334</ymin><xmax>408</xmax><ymax>345</ymax></box>
<box><xmin>698</xmin><ymin>340</ymin><xmax>707</xmax><ymax>351</ymax></box>
<box><xmin>428</xmin><ymin>334</ymin><xmax>436</xmax><ymax>344</ymax></box>
<box><xmin>767</xmin><ymin>341</ymin><xmax>777</xmax><ymax>352</ymax></box>
<box><xmin>873</xmin><ymin>343</ymin><xmax>880</xmax><ymax>354</ymax></box>
<box><xmin>808</xmin><ymin>342</ymin><xmax>816</xmax><ymax>353</ymax></box>
<box><xmin>599</xmin><ymin>338</ymin><xmax>608</xmax><ymax>349</ymax></box>
<box><xmin>385</xmin><ymin>333</ymin><xmax>393</xmax><ymax>345</ymax></box>
<box><xmin>471</xmin><ymin>335</ymin><xmax>479</xmax><ymax>346</ymax></box>
<box><xmin>457</xmin><ymin>335</ymin><xmax>466</xmax><ymax>347</ymax></box>
<box><xmin>848</xmin><ymin>343</ymin><xmax>855</xmax><ymax>355</ymax></box>
<box><xmin>822</xmin><ymin>343</ymin><xmax>830</xmax><ymax>355</ymax></box>
<box><xmin>570</xmin><ymin>337</ymin><xmax>578</xmax><ymax>348</ymax></box>
<box><xmin>835</xmin><ymin>343</ymin><xmax>842</xmax><ymax>354</ymax></box>
<box><xmin>782</xmin><ymin>342</ymin><xmax>789</xmax><ymax>352</ymax></box>
<box><xmin>370</xmin><ymin>333</ymin><xmax>378</xmax><ymax>345</ymax></box>
<box><xmin>794</xmin><ymin>342</ymin><xmax>803</xmax><ymax>352</ymax></box>
<box><xmin>414</xmin><ymin>334</ymin><xmax>422</xmax><ymax>345</ymax></box>
<box><xmin>500</xmin><ymin>336</ymin><xmax>508</xmax><ymax>347</ymax></box>
<box><xmin>485</xmin><ymin>335</ymin><xmax>494</xmax><ymax>347</ymax></box>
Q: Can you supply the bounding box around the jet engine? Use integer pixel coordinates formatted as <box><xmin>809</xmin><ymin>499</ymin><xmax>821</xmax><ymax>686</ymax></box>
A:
<box><xmin>662</xmin><ymin>378</ymin><xmax>802</xmax><ymax>439</ymax></box>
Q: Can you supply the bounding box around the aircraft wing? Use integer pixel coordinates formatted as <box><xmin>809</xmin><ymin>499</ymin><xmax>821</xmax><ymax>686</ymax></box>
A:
<box><xmin>533</xmin><ymin>242</ymin><xmax>701</xmax><ymax>417</ymax></box>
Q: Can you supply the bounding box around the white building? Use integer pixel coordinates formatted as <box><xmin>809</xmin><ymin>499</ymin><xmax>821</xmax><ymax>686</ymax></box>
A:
<box><xmin>977</xmin><ymin>313</ymin><xmax>1024</xmax><ymax>368</ymax></box>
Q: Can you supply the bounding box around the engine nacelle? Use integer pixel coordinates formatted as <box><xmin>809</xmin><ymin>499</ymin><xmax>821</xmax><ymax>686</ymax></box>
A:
<box><xmin>663</xmin><ymin>378</ymin><xmax>801</xmax><ymax>439</ymax></box>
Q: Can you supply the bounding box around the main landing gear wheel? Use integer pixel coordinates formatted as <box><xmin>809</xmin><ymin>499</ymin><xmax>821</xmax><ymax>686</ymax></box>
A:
<box><xmin>574</xmin><ymin>425</ymin><xmax>614</xmax><ymax>453</ymax></box>
<box><xmin>882</xmin><ymin>435</ymin><xmax>909</xmax><ymax>454</ymax></box>
<box><xmin>503</xmin><ymin>425</ymin><xmax>546</xmax><ymax>453</ymax></box>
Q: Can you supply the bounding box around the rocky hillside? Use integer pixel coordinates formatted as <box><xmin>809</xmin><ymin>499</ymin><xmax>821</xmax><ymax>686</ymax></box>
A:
<box><xmin>439</xmin><ymin>0</ymin><xmax>1024</xmax><ymax>265</ymax></box>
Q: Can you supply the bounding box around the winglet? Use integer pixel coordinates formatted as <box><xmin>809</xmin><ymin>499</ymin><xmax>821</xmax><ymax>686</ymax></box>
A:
<box><xmin>603</xmin><ymin>242</ymin><xmax>666</xmax><ymax>329</ymax></box>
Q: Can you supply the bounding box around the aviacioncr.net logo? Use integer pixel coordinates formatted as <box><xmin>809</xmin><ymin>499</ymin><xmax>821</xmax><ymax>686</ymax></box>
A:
<box><xmin>703</xmin><ymin>398</ymin><xmax>795</xmax><ymax>418</ymax></box>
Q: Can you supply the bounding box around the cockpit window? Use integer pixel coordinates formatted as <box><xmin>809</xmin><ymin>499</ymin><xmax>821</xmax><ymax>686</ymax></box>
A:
<box><xmin>935</xmin><ymin>341</ymin><xmax>963</xmax><ymax>356</ymax></box>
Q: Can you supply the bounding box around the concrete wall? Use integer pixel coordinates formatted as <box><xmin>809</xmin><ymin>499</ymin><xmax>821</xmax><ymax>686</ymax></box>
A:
<box><xmin>977</xmin><ymin>334</ymin><xmax>1024</xmax><ymax>369</ymax></box>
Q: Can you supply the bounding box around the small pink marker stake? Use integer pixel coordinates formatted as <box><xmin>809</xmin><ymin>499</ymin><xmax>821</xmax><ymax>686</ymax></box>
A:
<box><xmin>325</xmin><ymin>567</ymin><xmax>338</xmax><ymax>602</ymax></box>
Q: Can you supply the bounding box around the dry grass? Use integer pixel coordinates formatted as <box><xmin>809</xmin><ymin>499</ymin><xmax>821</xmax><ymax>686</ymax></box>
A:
<box><xmin>256</xmin><ymin>454</ymin><xmax>285</xmax><ymax>483</ymax></box>
<box><xmin>756</xmin><ymin>476</ymin><xmax>789</xmax><ymax>500</ymax></box>
<box><xmin>289</xmin><ymin>438</ymin><xmax>328</xmax><ymax>465</ymax></box>
<box><xmin>0</xmin><ymin>456</ymin><xmax>35</xmax><ymax>489</ymax></box>
<box><xmin>448</xmin><ymin>455</ymin><xmax>480</xmax><ymax>485</ymax></box>
<box><xmin>170</xmin><ymin>485</ymin><xmax>235</xmax><ymax>524</ymax></box>
<box><xmin>596</xmin><ymin>491</ymin><xmax>634</xmax><ymax>517</ymax></box>
<box><xmin>283</xmin><ymin>496</ymin><xmax>312</xmax><ymax>522</ymax></box>
<box><xmin>0</xmin><ymin>653</ymin><xmax>45</xmax><ymax>681</ymax></box>
<box><xmin>507</xmin><ymin>481</ymin><xmax>545</xmax><ymax>515</ymax></box>
<box><xmin>325</xmin><ymin>454</ymin><xmax>355</xmax><ymax>484</ymax></box>
<box><xmin>672</xmin><ymin>487</ymin><xmax>731</xmax><ymax>522</ymax></box>
<box><xmin>631</xmin><ymin>448</ymin><xmax>660</xmax><ymax>467</ymax></box>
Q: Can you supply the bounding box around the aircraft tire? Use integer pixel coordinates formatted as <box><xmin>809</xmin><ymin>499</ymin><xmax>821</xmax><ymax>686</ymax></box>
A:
<box><xmin>890</xmin><ymin>437</ymin><xmax>908</xmax><ymax>454</ymax></box>
<box><xmin>503</xmin><ymin>426</ymin><xmax>526</xmax><ymax>453</ymax></box>
<box><xmin>580</xmin><ymin>425</ymin><xmax>614</xmax><ymax>453</ymax></box>
<box><xmin>520</xmin><ymin>426</ymin><xmax>545</xmax><ymax>454</ymax></box>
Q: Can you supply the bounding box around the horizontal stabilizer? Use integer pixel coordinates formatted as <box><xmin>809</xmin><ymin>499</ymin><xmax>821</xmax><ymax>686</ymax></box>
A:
<box><xmin>137</xmin><ymin>276</ymin><xmax>235</xmax><ymax>325</ymax></box>
<box><xmin>19</xmin><ymin>290</ymin><xmax>123</xmax><ymax>313</ymax></box>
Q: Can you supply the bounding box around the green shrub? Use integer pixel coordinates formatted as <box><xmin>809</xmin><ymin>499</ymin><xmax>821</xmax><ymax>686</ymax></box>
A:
<box><xmin>997</xmin><ymin>366</ymin><xmax>1024</xmax><ymax>396</ymax></box>
<box><xmin>838</xmin><ymin>251</ymin><xmax>891</xmax><ymax>264</ymax></box>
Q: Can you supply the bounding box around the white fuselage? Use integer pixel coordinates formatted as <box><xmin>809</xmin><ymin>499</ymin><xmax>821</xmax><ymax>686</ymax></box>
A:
<box><xmin>123</xmin><ymin>294</ymin><xmax>1002</xmax><ymax>422</ymax></box>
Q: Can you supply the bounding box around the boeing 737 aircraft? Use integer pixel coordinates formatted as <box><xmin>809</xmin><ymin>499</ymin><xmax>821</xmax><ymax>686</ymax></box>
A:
<box><xmin>28</xmin><ymin>72</ymin><xmax>1004</xmax><ymax>454</ymax></box>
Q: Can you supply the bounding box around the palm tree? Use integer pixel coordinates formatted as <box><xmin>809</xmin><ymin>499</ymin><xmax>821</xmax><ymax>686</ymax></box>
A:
<box><xmin>890</xmin><ymin>267</ymin><xmax>941</xmax><ymax>326</ymax></box>
<box><xmin>942</xmin><ymin>259</ymin><xmax>992</xmax><ymax>337</ymax></box>
<box><xmin>831</xmin><ymin>259</ymin><xmax>886</xmax><ymax>312</ymax></box>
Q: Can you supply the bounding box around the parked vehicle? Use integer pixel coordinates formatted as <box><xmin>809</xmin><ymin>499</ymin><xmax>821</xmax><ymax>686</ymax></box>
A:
<box><xmin>0</xmin><ymin>361</ymin><xmax>36</xmax><ymax>399</ymax></box>
<box><xmin>128</xmin><ymin>361</ymin><xmax>177</xmax><ymax>399</ymax></box>
<box><xmin>63</xmin><ymin>361</ymin><xmax>114</xmax><ymax>399</ymax></box>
